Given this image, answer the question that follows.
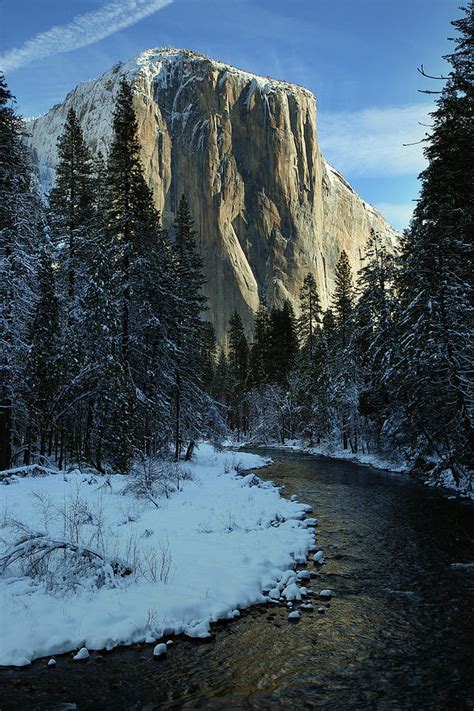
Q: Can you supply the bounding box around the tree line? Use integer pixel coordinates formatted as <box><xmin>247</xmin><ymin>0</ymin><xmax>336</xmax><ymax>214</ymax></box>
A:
<box><xmin>207</xmin><ymin>2</ymin><xmax>473</xmax><ymax>485</ymax></box>
<box><xmin>1</xmin><ymin>77</ymin><xmax>223</xmax><ymax>473</ymax></box>
<box><xmin>0</xmin><ymin>3</ymin><xmax>472</xmax><ymax>485</ymax></box>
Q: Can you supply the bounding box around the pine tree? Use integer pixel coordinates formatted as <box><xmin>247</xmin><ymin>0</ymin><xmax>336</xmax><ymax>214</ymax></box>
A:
<box><xmin>354</xmin><ymin>231</ymin><xmax>396</xmax><ymax>452</ymax></box>
<box><xmin>228</xmin><ymin>312</ymin><xmax>249</xmax><ymax>384</ymax></box>
<box><xmin>107</xmin><ymin>79</ymin><xmax>163</xmax><ymax>364</ymax></box>
<box><xmin>24</xmin><ymin>248</ymin><xmax>62</xmax><ymax>462</ymax></box>
<box><xmin>227</xmin><ymin>311</ymin><xmax>250</xmax><ymax>436</ymax></box>
<box><xmin>392</xmin><ymin>3</ymin><xmax>474</xmax><ymax>480</ymax></box>
<box><xmin>214</xmin><ymin>348</ymin><xmax>231</xmax><ymax>407</ymax></box>
<box><xmin>298</xmin><ymin>273</ymin><xmax>321</xmax><ymax>365</ymax></box>
<box><xmin>78</xmin><ymin>153</ymin><xmax>118</xmax><ymax>467</ymax></box>
<box><xmin>47</xmin><ymin>108</ymin><xmax>97</xmax><ymax>463</ymax></box>
<box><xmin>332</xmin><ymin>251</ymin><xmax>358</xmax><ymax>450</ymax></box>
<box><xmin>312</xmin><ymin>309</ymin><xmax>338</xmax><ymax>442</ymax></box>
<box><xmin>249</xmin><ymin>300</ymin><xmax>271</xmax><ymax>387</ymax></box>
<box><xmin>201</xmin><ymin>321</ymin><xmax>218</xmax><ymax>394</ymax></box>
<box><xmin>0</xmin><ymin>74</ymin><xmax>43</xmax><ymax>469</ymax></box>
<box><xmin>268</xmin><ymin>301</ymin><xmax>298</xmax><ymax>385</ymax></box>
<box><xmin>49</xmin><ymin>108</ymin><xmax>94</xmax><ymax>312</ymax></box>
<box><xmin>172</xmin><ymin>194</ymin><xmax>211</xmax><ymax>459</ymax></box>
<box><xmin>333</xmin><ymin>250</ymin><xmax>354</xmax><ymax>349</ymax></box>
<box><xmin>106</xmin><ymin>78</ymin><xmax>174</xmax><ymax>467</ymax></box>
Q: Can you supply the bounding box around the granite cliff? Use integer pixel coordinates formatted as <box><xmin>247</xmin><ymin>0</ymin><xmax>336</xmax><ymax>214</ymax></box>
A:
<box><xmin>28</xmin><ymin>48</ymin><xmax>398</xmax><ymax>339</ymax></box>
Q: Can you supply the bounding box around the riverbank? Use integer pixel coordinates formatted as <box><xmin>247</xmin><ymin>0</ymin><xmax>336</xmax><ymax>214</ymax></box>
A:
<box><xmin>262</xmin><ymin>439</ymin><xmax>408</xmax><ymax>474</ymax></box>
<box><xmin>0</xmin><ymin>444</ymin><xmax>316</xmax><ymax>667</ymax></box>
<box><xmin>232</xmin><ymin>439</ymin><xmax>473</xmax><ymax>499</ymax></box>
<box><xmin>2</xmin><ymin>448</ymin><xmax>473</xmax><ymax>710</ymax></box>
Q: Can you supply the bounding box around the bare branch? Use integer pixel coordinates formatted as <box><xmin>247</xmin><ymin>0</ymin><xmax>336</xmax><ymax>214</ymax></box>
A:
<box><xmin>417</xmin><ymin>64</ymin><xmax>448</xmax><ymax>80</ymax></box>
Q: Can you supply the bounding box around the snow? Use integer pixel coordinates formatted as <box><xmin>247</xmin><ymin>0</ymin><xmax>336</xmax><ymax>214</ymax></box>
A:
<box><xmin>288</xmin><ymin>611</ymin><xmax>301</xmax><ymax>621</ymax></box>
<box><xmin>153</xmin><ymin>643</ymin><xmax>167</xmax><ymax>657</ymax></box>
<box><xmin>47</xmin><ymin>658</ymin><xmax>56</xmax><ymax>667</ymax></box>
<box><xmin>319</xmin><ymin>589</ymin><xmax>332</xmax><ymax>599</ymax></box>
<box><xmin>0</xmin><ymin>444</ymin><xmax>316</xmax><ymax>667</ymax></box>
<box><xmin>313</xmin><ymin>550</ymin><xmax>325</xmax><ymax>565</ymax></box>
<box><xmin>73</xmin><ymin>647</ymin><xmax>89</xmax><ymax>661</ymax></box>
<box><xmin>450</xmin><ymin>562</ymin><xmax>474</xmax><ymax>570</ymax></box>
<box><xmin>26</xmin><ymin>46</ymin><xmax>313</xmax><ymax>191</ymax></box>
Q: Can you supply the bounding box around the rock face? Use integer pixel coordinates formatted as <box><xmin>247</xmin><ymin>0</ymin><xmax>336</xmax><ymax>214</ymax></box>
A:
<box><xmin>28</xmin><ymin>48</ymin><xmax>398</xmax><ymax>339</ymax></box>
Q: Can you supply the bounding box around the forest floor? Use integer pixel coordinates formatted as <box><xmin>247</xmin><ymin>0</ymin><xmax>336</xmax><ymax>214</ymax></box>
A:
<box><xmin>0</xmin><ymin>444</ymin><xmax>315</xmax><ymax>667</ymax></box>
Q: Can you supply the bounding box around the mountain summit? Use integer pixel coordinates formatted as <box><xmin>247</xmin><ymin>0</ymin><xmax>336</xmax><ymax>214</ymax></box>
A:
<box><xmin>28</xmin><ymin>47</ymin><xmax>398</xmax><ymax>338</ymax></box>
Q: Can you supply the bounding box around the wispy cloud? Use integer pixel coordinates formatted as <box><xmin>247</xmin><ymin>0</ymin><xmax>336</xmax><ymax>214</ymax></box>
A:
<box><xmin>318</xmin><ymin>104</ymin><xmax>432</xmax><ymax>177</ymax></box>
<box><xmin>0</xmin><ymin>0</ymin><xmax>174</xmax><ymax>73</ymax></box>
<box><xmin>375</xmin><ymin>202</ymin><xmax>415</xmax><ymax>231</ymax></box>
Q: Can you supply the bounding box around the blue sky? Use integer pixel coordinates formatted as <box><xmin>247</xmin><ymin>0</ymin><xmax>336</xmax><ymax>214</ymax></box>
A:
<box><xmin>0</xmin><ymin>0</ymin><xmax>463</xmax><ymax>229</ymax></box>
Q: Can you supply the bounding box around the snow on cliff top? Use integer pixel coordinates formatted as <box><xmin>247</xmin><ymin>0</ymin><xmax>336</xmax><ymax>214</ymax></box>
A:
<box><xmin>27</xmin><ymin>46</ymin><xmax>315</xmax><ymax>191</ymax></box>
<box><xmin>120</xmin><ymin>47</ymin><xmax>315</xmax><ymax>98</ymax></box>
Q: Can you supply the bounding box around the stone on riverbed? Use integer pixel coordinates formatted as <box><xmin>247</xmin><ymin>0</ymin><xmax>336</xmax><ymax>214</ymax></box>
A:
<box><xmin>288</xmin><ymin>611</ymin><xmax>301</xmax><ymax>621</ymax></box>
<box><xmin>319</xmin><ymin>589</ymin><xmax>332</xmax><ymax>599</ymax></box>
<box><xmin>153</xmin><ymin>643</ymin><xmax>167</xmax><ymax>658</ymax></box>
<box><xmin>313</xmin><ymin>551</ymin><xmax>325</xmax><ymax>565</ymax></box>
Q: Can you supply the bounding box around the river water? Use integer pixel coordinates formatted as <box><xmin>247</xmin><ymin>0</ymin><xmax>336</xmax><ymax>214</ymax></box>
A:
<box><xmin>1</xmin><ymin>449</ymin><xmax>473</xmax><ymax>710</ymax></box>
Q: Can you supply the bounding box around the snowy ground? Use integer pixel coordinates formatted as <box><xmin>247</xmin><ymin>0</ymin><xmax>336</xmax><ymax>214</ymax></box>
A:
<box><xmin>0</xmin><ymin>444</ymin><xmax>316</xmax><ymax>667</ymax></box>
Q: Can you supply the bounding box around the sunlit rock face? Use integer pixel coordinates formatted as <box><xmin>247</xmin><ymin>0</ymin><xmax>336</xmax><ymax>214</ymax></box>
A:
<box><xmin>28</xmin><ymin>48</ymin><xmax>398</xmax><ymax>339</ymax></box>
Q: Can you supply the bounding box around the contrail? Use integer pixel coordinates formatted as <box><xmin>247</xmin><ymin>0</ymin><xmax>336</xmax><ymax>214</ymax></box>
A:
<box><xmin>0</xmin><ymin>0</ymin><xmax>174</xmax><ymax>73</ymax></box>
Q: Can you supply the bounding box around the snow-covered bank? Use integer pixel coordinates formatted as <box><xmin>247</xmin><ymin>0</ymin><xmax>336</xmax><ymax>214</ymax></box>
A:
<box><xmin>243</xmin><ymin>439</ymin><xmax>408</xmax><ymax>474</ymax></box>
<box><xmin>0</xmin><ymin>445</ymin><xmax>316</xmax><ymax>667</ymax></box>
<box><xmin>244</xmin><ymin>439</ymin><xmax>474</xmax><ymax>499</ymax></box>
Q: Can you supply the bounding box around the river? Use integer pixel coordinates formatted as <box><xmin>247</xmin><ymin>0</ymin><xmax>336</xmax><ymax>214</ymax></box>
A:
<box><xmin>1</xmin><ymin>449</ymin><xmax>473</xmax><ymax>710</ymax></box>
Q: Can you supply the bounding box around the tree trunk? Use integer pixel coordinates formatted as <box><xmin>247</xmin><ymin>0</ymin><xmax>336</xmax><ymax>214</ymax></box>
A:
<box><xmin>0</xmin><ymin>389</ymin><xmax>12</xmax><ymax>470</ymax></box>
<box><xmin>174</xmin><ymin>376</ymin><xmax>181</xmax><ymax>462</ymax></box>
<box><xmin>184</xmin><ymin>440</ymin><xmax>195</xmax><ymax>461</ymax></box>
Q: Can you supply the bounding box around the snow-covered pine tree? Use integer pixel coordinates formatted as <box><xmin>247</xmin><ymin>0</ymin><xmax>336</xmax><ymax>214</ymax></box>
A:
<box><xmin>297</xmin><ymin>273</ymin><xmax>321</xmax><ymax>367</ymax></box>
<box><xmin>0</xmin><ymin>74</ymin><xmax>44</xmax><ymax>469</ymax></box>
<box><xmin>48</xmin><ymin>108</ymin><xmax>94</xmax><ymax>313</ymax></box>
<box><xmin>354</xmin><ymin>230</ymin><xmax>396</xmax><ymax>452</ymax></box>
<box><xmin>392</xmin><ymin>2</ymin><xmax>474</xmax><ymax>481</ymax></box>
<box><xmin>312</xmin><ymin>309</ymin><xmax>338</xmax><ymax>443</ymax></box>
<box><xmin>24</xmin><ymin>246</ymin><xmax>62</xmax><ymax>463</ymax></box>
<box><xmin>78</xmin><ymin>152</ymin><xmax>119</xmax><ymax>467</ymax></box>
<box><xmin>47</xmin><ymin>108</ymin><xmax>96</xmax><ymax>464</ymax></box>
<box><xmin>332</xmin><ymin>250</ymin><xmax>359</xmax><ymax>450</ymax></box>
<box><xmin>333</xmin><ymin>250</ymin><xmax>354</xmax><ymax>350</ymax></box>
<box><xmin>106</xmin><ymin>78</ymin><xmax>175</xmax><ymax>468</ymax></box>
<box><xmin>172</xmin><ymin>194</ymin><xmax>216</xmax><ymax>460</ymax></box>
<box><xmin>295</xmin><ymin>273</ymin><xmax>323</xmax><ymax>439</ymax></box>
